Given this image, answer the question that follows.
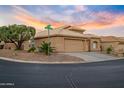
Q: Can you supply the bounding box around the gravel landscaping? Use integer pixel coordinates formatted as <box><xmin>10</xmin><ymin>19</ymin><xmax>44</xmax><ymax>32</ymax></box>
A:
<box><xmin>0</xmin><ymin>49</ymin><xmax>84</xmax><ymax>63</ymax></box>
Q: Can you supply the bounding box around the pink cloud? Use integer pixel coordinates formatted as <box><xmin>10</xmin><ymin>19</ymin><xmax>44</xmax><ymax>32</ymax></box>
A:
<box><xmin>77</xmin><ymin>11</ymin><xmax>124</xmax><ymax>30</ymax></box>
<box><xmin>75</xmin><ymin>5</ymin><xmax>87</xmax><ymax>12</ymax></box>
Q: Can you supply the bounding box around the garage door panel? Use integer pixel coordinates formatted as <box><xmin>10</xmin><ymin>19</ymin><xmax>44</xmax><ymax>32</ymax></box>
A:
<box><xmin>64</xmin><ymin>39</ymin><xmax>84</xmax><ymax>52</ymax></box>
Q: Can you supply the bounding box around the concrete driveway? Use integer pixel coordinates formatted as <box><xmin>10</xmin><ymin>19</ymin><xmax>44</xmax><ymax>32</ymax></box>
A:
<box><xmin>63</xmin><ymin>52</ymin><xmax>123</xmax><ymax>62</ymax></box>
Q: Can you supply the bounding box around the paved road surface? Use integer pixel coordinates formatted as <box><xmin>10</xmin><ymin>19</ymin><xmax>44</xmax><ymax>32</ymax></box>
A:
<box><xmin>0</xmin><ymin>59</ymin><xmax>124</xmax><ymax>88</ymax></box>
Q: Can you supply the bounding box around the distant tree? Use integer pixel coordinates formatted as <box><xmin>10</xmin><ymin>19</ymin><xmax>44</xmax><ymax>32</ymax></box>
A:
<box><xmin>0</xmin><ymin>24</ymin><xmax>36</xmax><ymax>50</ymax></box>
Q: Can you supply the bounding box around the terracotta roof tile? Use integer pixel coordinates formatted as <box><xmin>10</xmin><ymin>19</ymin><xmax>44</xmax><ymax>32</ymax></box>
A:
<box><xmin>35</xmin><ymin>25</ymin><xmax>99</xmax><ymax>39</ymax></box>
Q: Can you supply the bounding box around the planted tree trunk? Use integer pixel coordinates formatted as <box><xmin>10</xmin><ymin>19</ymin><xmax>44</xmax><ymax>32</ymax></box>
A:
<box><xmin>16</xmin><ymin>41</ymin><xmax>23</xmax><ymax>50</ymax></box>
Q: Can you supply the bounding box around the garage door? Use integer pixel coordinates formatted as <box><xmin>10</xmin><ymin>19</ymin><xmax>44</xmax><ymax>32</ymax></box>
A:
<box><xmin>64</xmin><ymin>39</ymin><xmax>84</xmax><ymax>52</ymax></box>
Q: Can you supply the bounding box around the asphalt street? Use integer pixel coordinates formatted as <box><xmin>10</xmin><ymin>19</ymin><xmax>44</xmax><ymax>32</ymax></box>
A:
<box><xmin>0</xmin><ymin>59</ymin><xmax>124</xmax><ymax>88</ymax></box>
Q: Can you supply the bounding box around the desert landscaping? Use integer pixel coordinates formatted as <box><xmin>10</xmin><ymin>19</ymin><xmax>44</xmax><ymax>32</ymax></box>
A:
<box><xmin>0</xmin><ymin>49</ymin><xmax>84</xmax><ymax>63</ymax></box>
<box><xmin>0</xmin><ymin>24</ymin><xmax>124</xmax><ymax>64</ymax></box>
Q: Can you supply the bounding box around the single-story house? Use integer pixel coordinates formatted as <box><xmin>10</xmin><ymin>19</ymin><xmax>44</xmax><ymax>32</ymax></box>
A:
<box><xmin>100</xmin><ymin>36</ymin><xmax>120</xmax><ymax>52</ymax></box>
<box><xmin>24</xmin><ymin>25</ymin><xmax>101</xmax><ymax>52</ymax></box>
<box><xmin>101</xmin><ymin>36</ymin><xmax>124</xmax><ymax>56</ymax></box>
<box><xmin>2</xmin><ymin>25</ymin><xmax>124</xmax><ymax>57</ymax></box>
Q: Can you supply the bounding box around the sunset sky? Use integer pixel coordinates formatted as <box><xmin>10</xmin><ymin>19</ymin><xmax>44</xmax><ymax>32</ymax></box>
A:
<box><xmin>0</xmin><ymin>5</ymin><xmax>124</xmax><ymax>36</ymax></box>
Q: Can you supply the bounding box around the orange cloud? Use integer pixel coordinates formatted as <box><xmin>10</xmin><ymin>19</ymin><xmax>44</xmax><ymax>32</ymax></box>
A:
<box><xmin>44</xmin><ymin>18</ymin><xmax>65</xmax><ymax>27</ymax></box>
<box><xmin>14</xmin><ymin>12</ymin><xmax>47</xmax><ymax>30</ymax></box>
<box><xmin>12</xmin><ymin>6</ymin><xmax>48</xmax><ymax>30</ymax></box>
<box><xmin>12</xmin><ymin>6</ymin><xmax>124</xmax><ymax>31</ymax></box>
<box><xmin>12</xmin><ymin>6</ymin><xmax>63</xmax><ymax>31</ymax></box>
<box><xmin>78</xmin><ymin>12</ymin><xmax>124</xmax><ymax>30</ymax></box>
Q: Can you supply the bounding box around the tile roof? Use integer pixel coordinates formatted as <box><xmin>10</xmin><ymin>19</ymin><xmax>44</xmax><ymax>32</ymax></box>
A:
<box><xmin>35</xmin><ymin>25</ymin><xmax>99</xmax><ymax>39</ymax></box>
<box><xmin>118</xmin><ymin>37</ymin><xmax>124</xmax><ymax>43</ymax></box>
<box><xmin>100</xmin><ymin>36</ymin><xmax>120</xmax><ymax>42</ymax></box>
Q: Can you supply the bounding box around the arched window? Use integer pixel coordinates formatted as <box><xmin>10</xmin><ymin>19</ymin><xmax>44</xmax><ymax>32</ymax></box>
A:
<box><xmin>92</xmin><ymin>41</ymin><xmax>98</xmax><ymax>49</ymax></box>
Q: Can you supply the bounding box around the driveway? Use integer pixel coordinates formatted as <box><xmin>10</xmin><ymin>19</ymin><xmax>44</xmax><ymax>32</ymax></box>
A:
<box><xmin>0</xmin><ymin>59</ymin><xmax>124</xmax><ymax>88</ymax></box>
<box><xmin>63</xmin><ymin>52</ymin><xmax>123</xmax><ymax>62</ymax></box>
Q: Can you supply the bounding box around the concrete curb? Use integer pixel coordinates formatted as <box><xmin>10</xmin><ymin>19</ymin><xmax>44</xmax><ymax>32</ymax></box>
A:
<box><xmin>0</xmin><ymin>57</ymin><xmax>83</xmax><ymax>64</ymax></box>
<box><xmin>0</xmin><ymin>56</ymin><xmax>123</xmax><ymax>64</ymax></box>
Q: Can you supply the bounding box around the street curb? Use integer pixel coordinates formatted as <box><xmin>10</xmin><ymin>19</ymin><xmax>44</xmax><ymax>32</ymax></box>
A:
<box><xmin>0</xmin><ymin>57</ymin><xmax>123</xmax><ymax>64</ymax></box>
<box><xmin>0</xmin><ymin>57</ymin><xmax>83</xmax><ymax>64</ymax></box>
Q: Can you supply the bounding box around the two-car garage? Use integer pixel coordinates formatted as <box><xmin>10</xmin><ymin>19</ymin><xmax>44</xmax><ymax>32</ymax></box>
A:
<box><xmin>64</xmin><ymin>38</ymin><xmax>84</xmax><ymax>52</ymax></box>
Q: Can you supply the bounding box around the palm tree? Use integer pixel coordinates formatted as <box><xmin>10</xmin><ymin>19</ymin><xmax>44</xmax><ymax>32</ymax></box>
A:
<box><xmin>44</xmin><ymin>24</ymin><xmax>53</xmax><ymax>55</ymax></box>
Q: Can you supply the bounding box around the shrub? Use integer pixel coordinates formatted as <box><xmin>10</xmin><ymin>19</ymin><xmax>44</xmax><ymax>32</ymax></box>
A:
<box><xmin>106</xmin><ymin>47</ymin><xmax>113</xmax><ymax>54</ymax></box>
<box><xmin>28</xmin><ymin>47</ymin><xmax>36</xmax><ymax>53</ymax></box>
<box><xmin>38</xmin><ymin>41</ymin><xmax>55</xmax><ymax>55</ymax></box>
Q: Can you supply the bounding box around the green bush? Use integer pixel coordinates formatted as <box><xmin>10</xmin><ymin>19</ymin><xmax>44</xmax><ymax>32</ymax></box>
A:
<box><xmin>106</xmin><ymin>47</ymin><xmax>113</xmax><ymax>54</ymax></box>
<box><xmin>28</xmin><ymin>47</ymin><xmax>36</xmax><ymax>53</ymax></box>
<box><xmin>38</xmin><ymin>41</ymin><xmax>55</xmax><ymax>55</ymax></box>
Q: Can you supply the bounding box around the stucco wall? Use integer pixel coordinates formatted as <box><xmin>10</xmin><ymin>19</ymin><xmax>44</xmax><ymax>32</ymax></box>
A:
<box><xmin>114</xmin><ymin>43</ymin><xmax>124</xmax><ymax>54</ymax></box>
<box><xmin>4</xmin><ymin>43</ymin><xmax>16</xmax><ymax>50</ymax></box>
<box><xmin>54</xmin><ymin>37</ymin><xmax>65</xmax><ymax>52</ymax></box>
<box><xmin>33</xmin><ymin>36</ymin><xmax>90</xmax><ymax>52</ymax></box>
<box><xmin>34</xmin><ymin>37</ymin><xmax>65</xmax><ymax>52</ymax></box>
<box><xmin>84</xmin><ymin>40</ymin><xmax>90</xmax><ymax>51</ymax></box>
<box><xmin>118</xmin><ymin>44</ymin><xmax>124</xmax><ymax>51</ymax></box>
<box><xmin>101</xmin><ymin>41</ymin><xmax>119</xmax><ymax>52</ymax></box>
<box><xmin>24</xmin><ymin>36</ymin><xmax>101</xmax><ymax>52</ymax></box>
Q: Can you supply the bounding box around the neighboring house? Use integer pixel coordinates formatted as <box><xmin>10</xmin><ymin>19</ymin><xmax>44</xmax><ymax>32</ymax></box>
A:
<box><xmin>115</xmin><ymin>38</ymin><xmax>124</xmax><ymax>57</ymax></box>
<box><xmin>25</xmin><ymin>25</ymin><xmax>101</xmax><ymax>52</ymax></box>
<box><xmin>100</xmin><ymin>36</ymin><xmax>120</xmax><ymax>52</ymax></box>
<box><xmin>101</xmin><ymin>36</ymin><xmax>124</xmax><ymax>56</ymax></box>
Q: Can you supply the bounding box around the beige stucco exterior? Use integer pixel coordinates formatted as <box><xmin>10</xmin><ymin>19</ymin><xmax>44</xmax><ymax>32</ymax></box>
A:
<box><xmin>33</xmin><ymin>36</ymin><xmax>101</xmax><ymax>52</ymax></box>
<box><xmin>101</xmin><ymin>42</ymin><xmax>119</xmax><ymax>52</ymax></box>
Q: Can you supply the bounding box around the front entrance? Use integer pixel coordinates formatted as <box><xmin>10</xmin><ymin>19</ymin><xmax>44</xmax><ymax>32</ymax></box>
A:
<box><xmin>64</xmin><ymin>39</ymin><xmax>84</xmax><ymax>52</ymax></box>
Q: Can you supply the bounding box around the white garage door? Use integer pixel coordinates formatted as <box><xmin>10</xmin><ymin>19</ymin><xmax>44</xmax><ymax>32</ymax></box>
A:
<box><xmin>64</xmin><ymin>39</ymin><xmax>84</xmax><ymax>52</ymax></box>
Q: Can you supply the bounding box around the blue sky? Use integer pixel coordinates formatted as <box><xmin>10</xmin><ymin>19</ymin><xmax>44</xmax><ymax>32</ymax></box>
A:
<box><xmin>0</xmin><ymin>5</ymin><xmax>124</xmax><ymax>36</ymax></box>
